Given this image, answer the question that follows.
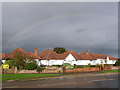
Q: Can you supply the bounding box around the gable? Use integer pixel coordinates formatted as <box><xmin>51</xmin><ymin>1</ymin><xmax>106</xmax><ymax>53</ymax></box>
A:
<box><xmin>65</xmin><ymin>54</ymin><xmax>76</xmax><ymax>61</ymax></box>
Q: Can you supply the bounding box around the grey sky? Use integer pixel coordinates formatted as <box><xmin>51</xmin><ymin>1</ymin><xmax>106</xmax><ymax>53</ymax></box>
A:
<box><xmin>2</xmin><ymin>2</ymin><xmax>118</xmax><ymax>57</ymax></box>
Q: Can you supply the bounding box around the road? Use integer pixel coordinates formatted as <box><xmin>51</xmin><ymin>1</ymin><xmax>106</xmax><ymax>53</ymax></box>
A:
<box><xmin>2</xmin><ymin>72</ymin><xmax>119</xmax><ymax>88</ymax></box>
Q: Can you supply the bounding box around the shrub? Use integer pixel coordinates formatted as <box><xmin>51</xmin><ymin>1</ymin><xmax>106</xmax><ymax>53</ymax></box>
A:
<box><xmin>90</xmin><ymin>65</ymin><xmax>100</xmax><ymax>67</ymax></box>
<box><xmin>36</xmin><ymin>67</ymin><xmax>46</xmax><ymax>73</ymax></box>
<box><xmin>74</xmin><ymin>65</ymin><xmax>85</xmax><ymax>68</ymax></box>
<box><xmin>23</xmin><ymin>62</ymin><xmax>37</xmax><ymax>70</ymax></box>
<box><xmin>66</xmin><ymin>65</ymin><xmax>74</xmax><ymax>69</ymax></box>
<box><xmin>114</xmin><ymin>60</ymin><xmax>120</xmax><ymax>66</ymax></box>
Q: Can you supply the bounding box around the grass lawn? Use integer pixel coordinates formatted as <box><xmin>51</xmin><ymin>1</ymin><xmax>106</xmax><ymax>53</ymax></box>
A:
<box><xmin>2</xmin><ymin>73</ymin><xmax>61</xmax><ymax>82</ymax></box>
<box><xmin>100</xmin><ymin>70</ymin><xmax>120</xmax><ymax>73</ymax></box>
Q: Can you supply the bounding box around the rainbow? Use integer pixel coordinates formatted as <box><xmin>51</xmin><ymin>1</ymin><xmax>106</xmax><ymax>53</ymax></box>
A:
<box><xmin>6</xmin><ymin>12</ymin><xmax>88</xmax><ymax>45</ymax></box>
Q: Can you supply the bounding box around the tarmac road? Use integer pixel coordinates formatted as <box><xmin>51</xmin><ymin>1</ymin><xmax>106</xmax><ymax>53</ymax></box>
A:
<box><xmin>2</xmin><ymin>72</ymin><xmax>119</xmax><ymax>88</ymax></box>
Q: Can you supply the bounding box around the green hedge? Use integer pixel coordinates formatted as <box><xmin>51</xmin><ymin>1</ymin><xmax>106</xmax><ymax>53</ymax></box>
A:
<box><xmin>114</xmin><ymin>60</ymin><xmax>120</xmax><ymax>66</ymax></box>
<box><xmin>90</xmin><ymin>65</ymin><xmax>100</xmax><ymax>67</ymax></box>
<box><xmin>23</xmin><ymin>62</ymin><xmax>37</xmax><ymax>70</ymax></box>
<box><xmin>74</xmin><ymin>65</ymin><xmax>85</xmax><ymax>68</ymax></box>
<box><xmin>36</xmin><ymin>67</ymin><xmax>46</xmax><ymax>73</ymax></box>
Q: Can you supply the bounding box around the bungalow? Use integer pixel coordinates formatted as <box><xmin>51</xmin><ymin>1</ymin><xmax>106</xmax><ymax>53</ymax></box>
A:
<box><xmin>1</xmin><ymin>48</ymin><xmax>118</xmax><ymax>66</ymax></box>
<box><xmin>0</xmin><ymin>48</ymin><xmax>41</xmax><ymax>65</ymax></box>
<box><xmin>37</xmin><ymin>49</ymin><xmax>118</xmax><ymax>66</ymax></box>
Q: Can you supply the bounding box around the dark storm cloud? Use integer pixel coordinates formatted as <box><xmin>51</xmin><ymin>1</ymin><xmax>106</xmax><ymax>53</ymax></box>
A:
<box><xmin>2</xmin><ymin>2</ymin><xmax>118</xmax><ymax>57</ymax></box>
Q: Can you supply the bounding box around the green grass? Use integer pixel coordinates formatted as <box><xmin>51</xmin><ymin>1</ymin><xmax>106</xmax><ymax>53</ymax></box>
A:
<box><xmin>100</xmin><ymin>70</ymin><xmax>120</xmax><ymax>73</ymax></box>
<box><xmin>2</xmin><ymin>73</ymin><xmax>61</xmax><ymax>82</ymax></box>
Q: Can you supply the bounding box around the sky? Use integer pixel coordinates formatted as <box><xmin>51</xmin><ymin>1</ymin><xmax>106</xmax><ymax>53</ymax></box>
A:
<box><xmin>2</xmin><ymin>2</ymin><xmax>118</xmax><ymax>58</ymax></box>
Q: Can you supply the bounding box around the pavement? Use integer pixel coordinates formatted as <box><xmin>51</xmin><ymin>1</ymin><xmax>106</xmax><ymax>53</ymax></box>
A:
<box><xmin>2</xmin><ymin>72</ymin><xmax>119</xmax><ymax>88</ymax></box>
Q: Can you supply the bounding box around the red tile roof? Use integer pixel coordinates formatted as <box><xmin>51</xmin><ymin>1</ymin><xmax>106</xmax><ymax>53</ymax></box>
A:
<box><xmin>89</xmin><ymin>53</ymin><xmax>107</xmax><ymax>59</ymax></box>
<box><xmin>4</xmin><ymin>48</ymin><xmax>118</xmax><ymax>61</ymax></box>
<box><xmin>0</xmin><ymin>53</ymin><xmax>7</xmax><ymax>60</ymax></box>
<box><xmin>8</xmin><ymin>48</ymin><xmax>31</xmax><ymax>59</ymax></box>
<box><xmin>28</xmin><ymin>52</ymin><xmax>41</xmax><ymax>59</ymax></box>
<box><xmin>108</xmin><ymin>56</ymin><xmax>118</xmax><ymax>60</ymax></box>
<box><xmin>38</xmin><ymin>49</ymin><xmax>58</xmax><ymax>60</ymax></box>
<box><xmin>79</xmin><ymin>52</ymin><xmax>96</xmax><ymax>60</ymax></box>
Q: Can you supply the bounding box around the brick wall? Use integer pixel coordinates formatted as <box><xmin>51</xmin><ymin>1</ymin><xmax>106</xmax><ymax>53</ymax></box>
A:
<box><xmin>18</xmin><ymin>70</ymin><xmax>38</xmax><ymax>74</ymax></box>
<box><xmin>65</xmin><ymin>67</ymin><xmax>100</xmax><ymax>73</ymax></box>
<box><xmin>111</xmin><ymin>66</ymin><xmax>120</xmax><ymax>70</ymax></box>
<box><xmin>18</xmin><ymin>69</ymin><xmax>59</xmax><ymax>74</ymax></box>
<box><xmin>2</xmin><ymin>67</ymin><xmax>17</xmax><ymax>74</ymax></box>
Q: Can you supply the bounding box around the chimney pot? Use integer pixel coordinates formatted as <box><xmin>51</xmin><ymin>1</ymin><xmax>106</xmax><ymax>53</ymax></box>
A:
<box><xmin>34</xmin><ymin>48</ymin><xmax>39</xmax><ymax>54</ymax></box>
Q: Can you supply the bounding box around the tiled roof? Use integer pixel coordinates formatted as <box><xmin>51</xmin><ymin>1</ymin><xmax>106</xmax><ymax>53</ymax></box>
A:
<box><xmin>89</xmin><ymin>53</ymin><xmax>107</xmax><ymax>59</ymax></box>
<box><xmin>38</xmin><ymin>49</ymin><xmax>58</xmax><ymax>60</ymax></box>
<box><xmin>79</xmin><ymin>52</ymin><xmax>96</xmax><ymax>60</ymax></box>
<box><xmin>56</xmin><ymin>52</ymin><xmax>69</xmax><ymax>60</ymax></box>
<box><xmin>54</xmin><ymin>51</ymin><xmax>81</xmax><ymax>60</ymax></box>
<box><xmin>0</xmin><ymin>53</ymin><xmax>7</xmax><ymax>60</ymax></box>
<box><xmin>108</xmin><ymin>56</ymin><xmax>118</xmax><ymax>60</ymax></box>
<box><xmin>28</xmin><ymin>52</ymin><xmax>41</xmax><ymax>59</ymax></box>
<box><xmin>3</xmin><ymin>48</ymin><xmax>118</xmax><ymax>60</ymax></box>
<box><xmin>7</xmin><ymin>48</ymin><xmax>29</xmax><ymax>59</ymax></box>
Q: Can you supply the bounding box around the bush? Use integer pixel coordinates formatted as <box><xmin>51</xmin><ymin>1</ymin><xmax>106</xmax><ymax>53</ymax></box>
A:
<box><xmin>114</xmin><ymin>60</ymin><xmax>120</xmax><ymax>66</ymax></box>
<box><xmin>36</xmin><ymin>67</ymin><xmax>46</xmax><ymax>73</ymax></box>
<box><xmin>66</xmin><ymin>65</ymin><xmax>74</xmax><ymax>69</ymax></box>
<box><xmin>24</xmin><ymin>62</ymin><xmax>37</xmax><ymax>70</ymax></box>
<box><xmin>74</xmin><ymin>65</ymin><xmax>85</xmax><ymax>68</ymax></box>
<box><xmin>90</xmin><ymin>65</ymin><xmax>100</xmax><ymax>67</ymax></box>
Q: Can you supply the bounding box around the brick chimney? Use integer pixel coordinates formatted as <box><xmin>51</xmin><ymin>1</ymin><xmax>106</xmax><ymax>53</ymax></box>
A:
<box><xmin>34</xmin><ymin>48</ymin><xmax>39</xmax><ymax>54</ymax></box>
<box><xmin>86</xmin><ymin>51</ymin><xmax>89</xmax><ymax>54</ymax></box>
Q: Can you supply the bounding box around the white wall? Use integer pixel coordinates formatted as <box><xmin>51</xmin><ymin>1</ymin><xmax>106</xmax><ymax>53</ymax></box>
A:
<box><xmin>38</xmin><ymin>56</ymin><xmax>117</xmax><ymax>66</ymax></box>
<box><xmin>90</xmin><ymin>59</ymin><xmax>106</xmax><ymax>65</ymax></box>
<box><xmin>76</xmin><ymin>60</ymin><xmax>91</xmax><ymax>65</ymax></box>
<box><xmin>40</xmin><ymin>60</ymin><xmax>49</xmax><ymax>65</ymax></box>
<box><xmin>34</xmin><ymin>59</ymin><xmax>41</xmax><ymax>66</ymax></box>
<box><xmin>1</xmin><ymin>60</ymin><xmax>6</xmax><ymax>64</ymax></box>
<box><xmin>106</xmin><ymin>60</ymin><xmax>117</xmax><ymax>64</ymax></box>
<box><xmin>64</xmin><ymin>54</ymin><xmax>76</xmax><ymax>65</ymax></box>
<box><xmin>48</xmin><ymin>60</ymin><xmax>64</xmax><ymax>66</ymax></box>
<box><xmin>40</xmin><ymin>60</ymin><xmax>64</xmax><ymax>66</ymax></box>
<box><xmin>106</xmin><ymin>56</ymin><xmax>117</xmax><ymax>64</ymax></box>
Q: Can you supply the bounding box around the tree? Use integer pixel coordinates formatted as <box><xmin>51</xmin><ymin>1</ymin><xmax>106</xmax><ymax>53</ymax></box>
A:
<box><xmin>11</xmin><ymin>51</ymin><xmax>35</xmax><ymax>69</ymax></box>
<box><xmin>53</xmin><ymin>47</ymin><xmax>66</xmax><ymax>54</ymax></box>
<box><xmin>114</xmin><ymin>60</ymin><xmax>120</xmax><ymax>66</ymax></box>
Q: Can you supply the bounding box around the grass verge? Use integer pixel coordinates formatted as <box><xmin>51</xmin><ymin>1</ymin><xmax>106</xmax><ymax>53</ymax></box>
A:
<box><xmin>100</xmin><ymin>70</ymin><xmax>120</xmax><ymax>73</ymax></box>
<box><xmin>2</xmin><ymin>73</ymin><xmax>61</xmax><ymax>82</ymax></box>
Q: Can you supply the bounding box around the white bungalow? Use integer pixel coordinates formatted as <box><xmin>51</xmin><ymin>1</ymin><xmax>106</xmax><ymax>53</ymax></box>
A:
<box><xmin>37</xmin><ymin>50</ymin><xmax>118</xmax><ymax>66</ymax></box>
<box><xmin>1</xmin><ymin>48</ymin><xmax>118</xmax><ymax>66</ymax></box>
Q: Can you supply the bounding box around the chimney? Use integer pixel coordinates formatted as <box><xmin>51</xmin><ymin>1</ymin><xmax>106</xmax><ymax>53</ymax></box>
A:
<box><xmin>34</xmin><ymin>48</ymin><xmax>39</xmax><ymax>54</ymax></box>
<box><xmin>80</xmin><ymin>52</ymin><xmax>82</xmax><ymax>54</ymax></box>
<box><xmin>86</xmin><ymin>51</ymin><xmax>89</xmax><ymax>54</ymax></box>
